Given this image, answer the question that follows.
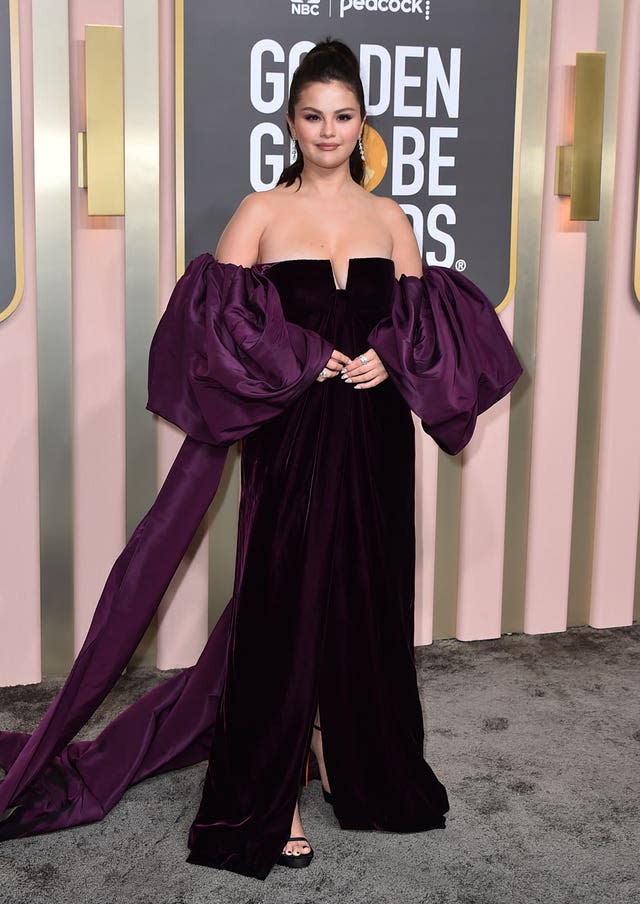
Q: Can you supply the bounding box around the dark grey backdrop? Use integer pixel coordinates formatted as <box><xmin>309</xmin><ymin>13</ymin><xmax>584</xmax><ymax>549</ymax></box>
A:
<box><xmin>183</xmin><ymin>0</ymin><xmax>522</xmax><ymax>305</ymax></box>
<box><xmin>1</xmin><ymin>0</ymin><xmax>17</xmax><ymax>319</ymax></box>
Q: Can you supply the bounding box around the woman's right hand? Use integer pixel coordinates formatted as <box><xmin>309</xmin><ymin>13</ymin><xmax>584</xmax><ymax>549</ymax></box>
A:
<box><xmin>317</xmin><ymin>349</ymin><xmax>351</xmax><ymax>382</ymax></box>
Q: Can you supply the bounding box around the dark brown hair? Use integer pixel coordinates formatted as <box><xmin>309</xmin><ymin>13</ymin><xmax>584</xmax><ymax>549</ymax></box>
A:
<box><xmin>276</xmin><ymin>39</ymin><xmax>366</xmax><ymax>189</ymax></box>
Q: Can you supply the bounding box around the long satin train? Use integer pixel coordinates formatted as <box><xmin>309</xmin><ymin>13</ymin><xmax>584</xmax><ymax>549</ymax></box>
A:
<box><xmin>0</xmin><ymin>437</ymin><xmax>231</xmax><ymax>837</ymax></box>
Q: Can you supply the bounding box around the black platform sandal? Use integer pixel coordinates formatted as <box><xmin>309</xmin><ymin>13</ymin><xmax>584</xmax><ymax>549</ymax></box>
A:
<box><xmin>276</xmin><ymin>835</ymin><xmax>314</xmax><ymax>868</ymax></box>
<box><xmin>312</xmin><ymin>723</ymin><xmax>333</xmax><ymax>804</ymax></box>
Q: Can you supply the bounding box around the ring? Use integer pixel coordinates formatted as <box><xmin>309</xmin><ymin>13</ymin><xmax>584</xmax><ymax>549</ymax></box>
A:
<box><xmin>319</xmin><ymin>367</ymin><xmax>328</xmax><ymax>379</ymax></box>
<box><xmin>359</xmin><ymin>354</ymin><xmax>369</xmax><ymax>365</ymax></box>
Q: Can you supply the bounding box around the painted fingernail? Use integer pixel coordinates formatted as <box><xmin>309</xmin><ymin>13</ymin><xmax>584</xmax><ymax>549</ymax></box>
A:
<box><xmin>344</xmin><ymin>378</ymin><xmax>352</xmax><ymax>384</ymax></box>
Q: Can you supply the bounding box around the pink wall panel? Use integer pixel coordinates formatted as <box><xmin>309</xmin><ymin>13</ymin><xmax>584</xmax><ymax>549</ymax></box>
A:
<box><xmin>524</xmin><ymin>0</ymin><xmax>599</xmax><ymax>634</ymax></box>
<box><xmin>590</xmin><ymin>0</ymin><xmax>640</xmax><ymax>627</ymax></box>
<box><xmin>457</xmin><ymin>303</ymin><xmax>514</xmax><ymax>641</ymax></box>
<box><xmin>156</xmin><ymin>0</ymin><xmax>210</xmax><ymax>669</ymax></box>
<box><xmin>413</xmin><ymin>420</ymin><xmax>438</xmax><ymax>646</ymax></box>
<box><xmin>68</xmin><ymin>0</ymin><xmax>126</xmax><ymax>652</ymax></box>
<box><xmin>0</xmin><ymin>1</ymin><xmax>40</xmax><ymax>685</ymax></box>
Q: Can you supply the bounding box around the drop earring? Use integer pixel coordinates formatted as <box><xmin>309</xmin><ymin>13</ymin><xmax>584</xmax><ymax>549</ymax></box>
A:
<box><xmin>358</xmin><ymin>135</ymin><xmax>365</xmax><ymax>161</ymax></box>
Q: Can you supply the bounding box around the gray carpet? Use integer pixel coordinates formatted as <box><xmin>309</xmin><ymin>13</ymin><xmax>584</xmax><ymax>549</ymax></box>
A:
<box><xmin>0</xmin><ymin>624</ymin><xmax>638</xmax><ymax>904</ymax></box>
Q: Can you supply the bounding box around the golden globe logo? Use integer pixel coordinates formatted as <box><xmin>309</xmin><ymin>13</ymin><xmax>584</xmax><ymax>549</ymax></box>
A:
<box><xmin>185</xmin><ymin>1</ymin><xmax>522</xmax><ymax>305</ymax></box>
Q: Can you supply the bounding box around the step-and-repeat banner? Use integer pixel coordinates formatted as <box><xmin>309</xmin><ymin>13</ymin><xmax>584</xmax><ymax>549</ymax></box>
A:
<box><xmin>179</xmin><ymin>0</ymin><xmax>526</xmax><ymax>307</ymax></box>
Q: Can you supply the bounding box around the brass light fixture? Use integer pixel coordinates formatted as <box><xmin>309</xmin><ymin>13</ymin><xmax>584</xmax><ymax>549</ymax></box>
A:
<box><xmin>77</xmin><ymin>25</ymin><xmax>124</xmax><ymax>215</ymax></box>
<box><xmin>555</xmin><ymin>52</ymin><xmax>606</xmax><ymax>221</ymax></box>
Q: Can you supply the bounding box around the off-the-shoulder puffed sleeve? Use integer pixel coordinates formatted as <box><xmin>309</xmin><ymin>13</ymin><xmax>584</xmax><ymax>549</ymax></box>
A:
<box><xmin>368</xmin><ymin>265</ymin><xmax>523</xmax><ymax>455</ymax></box>
<box><xmin>146</xmin><ymin>254</ymin><xmax>334</xmax><ymax>445</ymax></box>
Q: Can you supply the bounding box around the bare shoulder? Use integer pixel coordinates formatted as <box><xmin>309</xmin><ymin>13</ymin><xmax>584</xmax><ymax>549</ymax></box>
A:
<box><xmin>371</xmin><ymin>195</ymin><xmax>423</xmax><ymax>278</ymax></box>
<box><xmin>215</xmin><ymin>190</ymin><xmax>278</xmax><ymax>266</ymax></box>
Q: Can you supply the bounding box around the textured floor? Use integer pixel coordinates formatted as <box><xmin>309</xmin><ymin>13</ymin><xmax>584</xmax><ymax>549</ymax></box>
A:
<box><xmin>0</xmin><ymin>623</ymin><xmax>638</xmax><ymax>904</ymax></box>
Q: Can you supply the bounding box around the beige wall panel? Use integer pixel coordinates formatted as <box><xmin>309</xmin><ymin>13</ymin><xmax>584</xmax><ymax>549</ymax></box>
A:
<box><xmin>124</xmin><ymin>0</ymin><xmax>160</xmax><ymax>667</ymax></box>
<box><xmin>501</xmin><ymin>0</ymin><xmax>553</xmax><ymax>634</ymax></box>
<box><xmin>32</xmin><ymin>0</ymin><xmax>74</xmax><ymax>676</ymax></box>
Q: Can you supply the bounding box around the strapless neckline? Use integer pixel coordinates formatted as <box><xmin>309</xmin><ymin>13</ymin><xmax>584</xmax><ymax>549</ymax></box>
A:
<box><xmin>259</xmin><ymin>257</ymin><xmax>394</xmax><ymax>292</ymax></box>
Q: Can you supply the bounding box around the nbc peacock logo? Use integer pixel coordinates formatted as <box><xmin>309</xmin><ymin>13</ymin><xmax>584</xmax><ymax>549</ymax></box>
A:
<box><xmin>339</xmin><ymin>0</ymin><xmax>431</xmax><ymax>20</ymax></box>
<box><xmin>289</xmin><ymin>0</ymin><xmax>323</xmax><ymax>15</ymax></box>
<box><xmin>288</xmin><ymin>0</ymin><xmax>432</xmax><ymax>18</ymax></box>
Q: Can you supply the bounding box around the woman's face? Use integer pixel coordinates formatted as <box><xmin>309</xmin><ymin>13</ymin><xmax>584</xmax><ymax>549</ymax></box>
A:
<box><xmin>287</xmin><ymin>80</ymin><xmax>364</xmax><ymax>174</ymax></box>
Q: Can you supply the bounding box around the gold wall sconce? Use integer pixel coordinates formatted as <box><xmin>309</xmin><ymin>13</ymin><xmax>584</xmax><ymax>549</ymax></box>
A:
<box><xmin>555</xmin><ymin>52</ymin><xmax>606</xmax><ymax>221</ymax></box>
<box><xmin>77</xmin><ymin>25</ymin><xmax>124</xmax><ymax>216</ymax></box>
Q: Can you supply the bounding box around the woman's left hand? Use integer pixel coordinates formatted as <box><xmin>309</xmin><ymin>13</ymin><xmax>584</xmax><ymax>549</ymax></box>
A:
<box><xmin>341</xmin><ymin>348</ymin><xmax>389</xmax><ymax>389</ymax></box>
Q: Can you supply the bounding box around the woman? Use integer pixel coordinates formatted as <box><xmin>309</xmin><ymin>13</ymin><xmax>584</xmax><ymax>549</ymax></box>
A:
<box><xmin>187</xmin><ymin>38</ymin><xmax>447</xmax><ymax>873</ymax></box>
<box><xmin>0</xmin><ymin>39</ymin><xmax>521</xmax><ymax>882</ymax></box>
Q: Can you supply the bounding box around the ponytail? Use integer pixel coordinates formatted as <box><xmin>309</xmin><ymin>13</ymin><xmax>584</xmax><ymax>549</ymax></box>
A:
<box><xmin>277</xmin><ymin>39</ymin><xmax>366</xmax><ymax>189</ymax></box>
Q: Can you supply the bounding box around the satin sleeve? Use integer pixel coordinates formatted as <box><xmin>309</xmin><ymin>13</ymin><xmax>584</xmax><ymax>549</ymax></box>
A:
<box><xmin>367</xmin><ymin>265</ymin><xmax>523</xmax><ymax>455</ymax></box>
<box><xmin>146</xmin><ymin>254</ymin><xmax>334</xmax><ymax>445</ymax></box>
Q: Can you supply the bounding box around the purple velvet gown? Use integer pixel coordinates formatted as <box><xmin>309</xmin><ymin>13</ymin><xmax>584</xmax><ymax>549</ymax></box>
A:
<box><xmin>0</xmin><ymin>255</ymin><xmax>522</xmax><ymax>881</ymax></box>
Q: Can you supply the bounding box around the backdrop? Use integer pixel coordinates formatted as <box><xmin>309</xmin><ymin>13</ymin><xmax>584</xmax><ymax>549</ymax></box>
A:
<box><xmin>0</xmin><ymin>0</ymin><xmax>638</xmax><ymax>687</ymax></box>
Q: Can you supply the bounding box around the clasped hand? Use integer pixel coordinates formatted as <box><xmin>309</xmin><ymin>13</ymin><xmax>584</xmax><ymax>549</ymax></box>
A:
<box><xmin>316</xmin><ymin>348</ymin><xmax>389</xmax><ymax>389</ymax></box>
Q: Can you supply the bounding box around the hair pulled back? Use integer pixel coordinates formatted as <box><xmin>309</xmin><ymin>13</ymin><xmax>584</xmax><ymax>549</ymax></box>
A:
<box><xmin>277</xmin><ymin>39</ymin><xmax>366</xmax><ymax>188</ymax></box>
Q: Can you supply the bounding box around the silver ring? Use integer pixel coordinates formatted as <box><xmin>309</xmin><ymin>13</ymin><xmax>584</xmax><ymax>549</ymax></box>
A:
<box><xmin>319</xmin><ymin>367</ymin><xmax>328</xmax><ymax>379</ymax></box>
<box><xmin>359</xmin><ymin>354</ymin><xmax>369</xmax><ymax>365</ymax></box>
